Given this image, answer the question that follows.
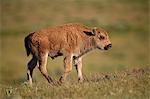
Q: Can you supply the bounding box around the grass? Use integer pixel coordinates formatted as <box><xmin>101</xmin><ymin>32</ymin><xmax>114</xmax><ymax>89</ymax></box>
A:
<box><xmin>0</xmin><ymin>68</ymin><xmax>149</xmax><ymax>99</ymax></box>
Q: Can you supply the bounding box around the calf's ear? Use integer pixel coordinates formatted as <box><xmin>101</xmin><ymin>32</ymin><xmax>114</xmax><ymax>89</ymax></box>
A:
<box><xmin>83</xmin><ymin>27</ymin><xmax>97</xmax><ymax>36</ymax></box>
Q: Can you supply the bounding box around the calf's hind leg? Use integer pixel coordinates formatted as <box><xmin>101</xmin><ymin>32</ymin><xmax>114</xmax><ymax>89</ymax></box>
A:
<box><xmin>27</xmin><ymin>56</ymin><xmax>37</xmax><ymax>86</ymax></box>
<box><xmin>38</xmin><ymin>52</ymin><xmax>53</xmax><ymax>83</ymax></box>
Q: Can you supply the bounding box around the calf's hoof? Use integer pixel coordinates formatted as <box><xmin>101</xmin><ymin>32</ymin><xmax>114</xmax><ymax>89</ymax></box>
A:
<box><xmin>78</xmin><ymin>78</ymin><xmax>83</xmax><ymax>83</ymax></box>
<box><xmin>59</xmin><ymin>76</ymin><xmax>65</xmax><ymax>83</ymax></box>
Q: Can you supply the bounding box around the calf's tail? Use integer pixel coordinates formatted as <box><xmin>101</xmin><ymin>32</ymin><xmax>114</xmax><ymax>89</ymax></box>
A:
<box><xmin>24</xmin><ymin>33</ymin><xmax>33</xmax><ymax>56</ymax></box>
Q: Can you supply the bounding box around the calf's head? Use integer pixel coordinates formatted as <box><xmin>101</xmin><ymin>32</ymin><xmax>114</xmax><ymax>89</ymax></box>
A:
<box><xmin>84</xmin><ymin>27</ymin><xmax>112</xmax><ymax>50</ymax></box>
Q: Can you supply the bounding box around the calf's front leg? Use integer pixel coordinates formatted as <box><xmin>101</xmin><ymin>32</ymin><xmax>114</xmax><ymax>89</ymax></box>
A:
<box><xmin>74</xmin><ymin>57</ymin><xmax>83</xmax><ymax>82</ymax></box>
<box><xmin>59</xmin><ymin>54</ymin><xmax>73</xmax><ymax>83</ymax></box>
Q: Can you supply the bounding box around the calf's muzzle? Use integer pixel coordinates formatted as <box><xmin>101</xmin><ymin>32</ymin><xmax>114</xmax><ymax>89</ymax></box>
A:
<box><xmin>104</xmin><ymin>44</ymin><xmax>112</xmax><ymax>50</ymax></box>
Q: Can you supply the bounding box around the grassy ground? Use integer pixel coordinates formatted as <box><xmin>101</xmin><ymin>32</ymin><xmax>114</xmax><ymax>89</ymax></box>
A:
<box><xmin>0</xmin><ymin>68</ymin><xmax>149</xmax><ymax>99</ymax></box>
<box><xmin>0</xmin><ymin>0</ymin><xmax>149</xmax><ymax>98</ymax></box>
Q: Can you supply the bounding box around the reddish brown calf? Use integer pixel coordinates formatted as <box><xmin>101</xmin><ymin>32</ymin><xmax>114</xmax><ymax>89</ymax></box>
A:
<box><xmin>24</xmin><ymin>23</ymin><xmax>112</xmax><ymax>85</ymax></box>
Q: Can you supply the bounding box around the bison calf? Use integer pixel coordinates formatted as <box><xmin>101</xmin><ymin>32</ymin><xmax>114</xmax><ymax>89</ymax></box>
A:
<box><xmin>24</xmin><ymin>23</ymin><xmax>112</xmax><ymax>85</ymax></box>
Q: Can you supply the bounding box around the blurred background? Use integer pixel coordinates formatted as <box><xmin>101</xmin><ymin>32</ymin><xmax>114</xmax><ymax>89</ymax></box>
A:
<box><xmin>0</xmin><ymin>0</ymin><xmax>149</xmax><ymax>85</ymax></box>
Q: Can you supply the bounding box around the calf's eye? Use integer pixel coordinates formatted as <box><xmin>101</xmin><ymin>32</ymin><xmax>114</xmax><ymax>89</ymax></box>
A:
<box><xmin>100</xmin><ymin>36</ymin><xmax>105</xmax><ymax>40</ymax></box>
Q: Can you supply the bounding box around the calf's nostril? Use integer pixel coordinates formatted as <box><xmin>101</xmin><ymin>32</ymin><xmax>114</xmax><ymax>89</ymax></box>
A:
<box><xmin>104</xmin><ymin>44</ymin><xmax>112</xmax><ymax>50</ymax></box>
<box><xmin>108</xmin><ymin>44</ymin><xmax>112</xmax><ymax>48</ymax></box>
